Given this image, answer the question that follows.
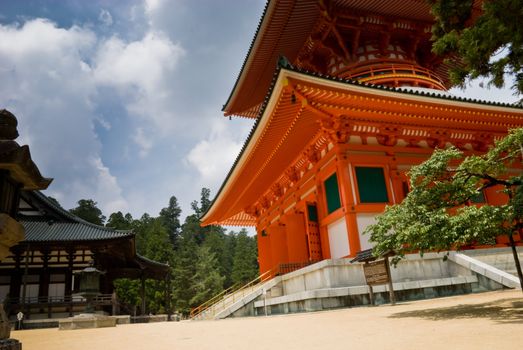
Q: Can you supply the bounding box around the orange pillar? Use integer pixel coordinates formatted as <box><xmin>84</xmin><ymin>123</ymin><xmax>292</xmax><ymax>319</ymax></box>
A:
<box><xmin>268</xmin><ymin>223</ymin><xmax>289</xmax><ymax>272</ymax></box>
<box><xmin>256</xmin><ymin>228</ymin><xmax>273</xmax><ymax>275</ymax></box>
<box><xmin>283</xmin><ymin>213</ymin><xmax>309</xmax><ymax>263</ymax></box>
<box><xmin>335</xmin><ymin>151</ymin><xmax>361</xmax><ymax>257</ymax></box>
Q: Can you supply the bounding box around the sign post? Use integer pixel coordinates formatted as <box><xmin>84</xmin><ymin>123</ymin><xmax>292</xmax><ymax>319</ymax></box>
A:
<box><xmin>16</xmin><ymin>312</ymin><xmax>23</xmax><ymax>330</ymax></box>
<box><xmin>353</xmin><ymin>249</ymin><xmax>396</xmax><ymax>306</ymax></box>
<box><xmin>384</xmin><ymin>257</ymin><xmax>396</xmax><ymax>305</ymax></box>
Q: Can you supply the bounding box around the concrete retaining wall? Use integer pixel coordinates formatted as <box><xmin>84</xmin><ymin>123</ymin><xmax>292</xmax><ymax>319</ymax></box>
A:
<box><xmin>226</xmin><ymin>252</ymin><xmax>506</xmax><ymax>318</ymax></box>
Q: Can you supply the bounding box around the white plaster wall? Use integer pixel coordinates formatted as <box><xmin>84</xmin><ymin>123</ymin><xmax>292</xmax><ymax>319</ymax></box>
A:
<box><xmin>356</xmin><ymin>213</ymin><xmax>378</xmax><ymax>250</ymax></box>
<box><xmin>327</xmin><ymin>217</ymin><xmax>349</xmax><ymax>258</ymax></box>
<box><xmin>48</xmin><ymin>283</ymin><xmax>66</xmax><ymax>298</ymax></box>
<box><xmin>20</xmin><ymin>284</ymin><xmax>39</xmax><ymax>301</ymax></box>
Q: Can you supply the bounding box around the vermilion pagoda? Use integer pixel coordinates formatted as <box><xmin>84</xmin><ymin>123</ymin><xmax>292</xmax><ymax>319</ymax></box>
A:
<box><xmin>202</xmin><ymin>0</ymin><xmax>523</xmax><ymax>277</ymax></box>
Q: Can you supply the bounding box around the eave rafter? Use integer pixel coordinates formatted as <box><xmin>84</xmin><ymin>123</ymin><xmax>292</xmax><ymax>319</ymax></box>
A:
<box><xmin>290</xmin><ymin>80</ymin><xmax>523</xmax><ymax>133</ymax></box>
<box><xmin>208</xmin><ymin>69</ymin><xmax>523</xmax><ymax>227</ymax></box>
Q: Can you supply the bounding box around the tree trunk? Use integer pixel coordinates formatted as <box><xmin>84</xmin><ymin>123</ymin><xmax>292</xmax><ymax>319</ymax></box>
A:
<box><xmin>508</xmin><ymin>232</ymin><xmax>523</xmax><ymax>291</ymax></box>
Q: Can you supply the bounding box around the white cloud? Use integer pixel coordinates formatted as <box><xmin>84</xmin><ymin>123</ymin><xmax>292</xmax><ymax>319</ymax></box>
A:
<box><xmin>95</xmin><ymin>116</ymin><xmax>112</xmax><ymax>130</ymax></box>
<box><xmin>51</xmin><ymin>156</ymin><xmax>129</xmax><ymax>214</ymax></box>
<box><xmin>144</xmin><ymin>0</ymin><xmax>164</xmax><ymax>15</ymax></box>
<box><xmin>132</xmin><ymin>127</ymin><xmax>153</xmax><ymax>158</ymax></box>
<box><xmin>99</xmin><ymin>9</ymin><xmax>113</xmax><ymax>26</ymax></box>
<box><xmin>186</xmin><ymin>119</ymin><xmax>247</xmax><ymax>189</ymax></box>
<box><xmin>0</xmin><ymin>0</ymin><xmax>263</xmax><ymax>221</ymax></box>
<box><xmin>0</xmin><ymin>20</ymin><xmax>125</xmax><ymax>212</ymax></box>
<box><xmin>94</xmin><ymin>32</ymin><xmax>181</xmax><ymax>91</ymax></box>
<box><xmin>93</xmin><ymin>31</ymin><xmax>185</xmax><ymax>135</ymax></box>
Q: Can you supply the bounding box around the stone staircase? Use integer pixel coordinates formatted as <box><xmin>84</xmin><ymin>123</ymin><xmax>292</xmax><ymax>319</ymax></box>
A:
<box><xmin>460</xmin><ymin>247</ymin><xmax>523</xmax><ymax>278</ymax></box>
<box><xmin>190</xmin><ymin>270</ymin><xmax>275</xmax><ymax>320</ymax></box>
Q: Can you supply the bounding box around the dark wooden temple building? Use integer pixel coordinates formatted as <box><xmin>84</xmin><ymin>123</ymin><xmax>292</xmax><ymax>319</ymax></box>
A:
<box><xmin>0</xmin><ymin>190</ymin><xmax>169</xmax><ymax>319</ymax></box>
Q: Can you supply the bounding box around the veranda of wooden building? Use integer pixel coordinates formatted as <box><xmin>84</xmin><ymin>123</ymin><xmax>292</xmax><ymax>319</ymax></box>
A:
<box><xmin>201</xmin><ymin>0</ymin><xmax>523</xmax><ymax>278</ymax></box>
<box><xmin>0</xmin><ymin>190</ymin><xmax>169</xmax><ymax>320</ymax></box>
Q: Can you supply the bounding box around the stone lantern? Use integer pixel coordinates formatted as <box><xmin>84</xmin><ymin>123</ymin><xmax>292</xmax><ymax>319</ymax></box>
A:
<box><xmin>0</xmin><ymin>109</ymin><xmax>52</xmax><ymax>260</ymax></box>
<box><xmin>0</xmin><ymin>109</ymin><xmax>51</xmax><ymax>348</ymax></box>
<box><xmin>76</xmin><ymin>266</ymin><xmax>104</xmax><ymax>313</ymax></box>
<box><xmin>60</xmin><ymin>266</ymin><xmax>116</xmax><ymax>330</ymax></box>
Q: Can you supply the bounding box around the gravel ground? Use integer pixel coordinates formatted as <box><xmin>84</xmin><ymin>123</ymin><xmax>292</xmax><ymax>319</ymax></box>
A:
<box><xmin>12</xmin><ymin>289</ymin><xmax>523</xmax><ymax>350</ymax></box>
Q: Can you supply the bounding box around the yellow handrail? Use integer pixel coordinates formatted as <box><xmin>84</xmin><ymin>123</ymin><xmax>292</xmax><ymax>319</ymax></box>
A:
<box><xmin>189</xmin><ymin>283</ymin><xmax>240</xmax><ymax>318</ymax></box>
<box><xmin>190</xmin><ymin>269</ymin><xmax>273</xmax><ymax>320</ymax></box>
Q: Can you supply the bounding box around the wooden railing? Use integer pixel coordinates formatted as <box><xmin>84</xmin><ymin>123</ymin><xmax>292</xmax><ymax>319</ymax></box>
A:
<box><xmin>6</xmin><ymin>294</ymin><xmax>114</xmax><ymax>318</ymax></box>
<box><xmin>9</xmin><ymin>294</ymin><xmax>113</xmax><ymax>306</ymax></box>
<box><xmin>277</xmin><ymin>260</ymin><xmax>319</xmax><ymax>275</ymax></box>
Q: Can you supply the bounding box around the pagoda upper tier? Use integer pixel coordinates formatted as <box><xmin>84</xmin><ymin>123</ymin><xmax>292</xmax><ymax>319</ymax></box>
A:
<box><xmin>224</xmin><ymin>0</ymin><xmax>481</xmax><ymax>118</ymax></box>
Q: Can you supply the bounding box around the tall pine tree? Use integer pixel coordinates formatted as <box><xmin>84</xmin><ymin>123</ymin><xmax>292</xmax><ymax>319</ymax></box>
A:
<box><xmin>190</xmin><ymin>245</ymin><xmax>225</xmax><ymax>306</ymax></box>
<box><xmin>231</xmin><ymin>229</ymin><xmax>259</xmax><ymax>285</ymax></box>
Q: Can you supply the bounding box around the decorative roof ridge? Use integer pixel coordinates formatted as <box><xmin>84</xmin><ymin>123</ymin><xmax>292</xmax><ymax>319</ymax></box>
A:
<box><xmin>222</xmin><ymin>0</ymin><xmax>272</xmax><ymax>112</ymax></box>
<box><xmin>284</xmin><ymin>65</ymin><xmax>523</xmax><ymax>109</ymax></box>
<box><xmin>28</xmin><ymin>190</ymin><xmax>134</xmax><ymax>236</ymax></box>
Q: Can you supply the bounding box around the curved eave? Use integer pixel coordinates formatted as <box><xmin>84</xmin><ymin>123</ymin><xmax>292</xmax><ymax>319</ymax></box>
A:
<box><xmin>223</xmin><ymin>0</ymin><xmax>483</xmax><ymax>118</ymax></box>
<box><xmin>135</xmin><ymin>254</ymin><xmax>170</xmax><ymax>279</ymax></box>
<box><xmin>204</xmin><ymin>68</ymin><xmax>523</xmax><ymax>227</ymax></box>
<box><xmin>223</xmin><ymin>0</ymin><xmax>320</xmax><ymax>117</ymax></box>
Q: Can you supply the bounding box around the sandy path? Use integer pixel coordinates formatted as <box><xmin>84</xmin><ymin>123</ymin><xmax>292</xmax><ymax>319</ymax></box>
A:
<box><xmin>12</xmin><ymin>290</ymin><xmax>523</xmax><ymax>350</ymax></box>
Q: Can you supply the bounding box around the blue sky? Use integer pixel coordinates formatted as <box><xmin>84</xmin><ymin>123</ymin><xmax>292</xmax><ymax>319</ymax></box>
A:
<box><xmin>0</xmin><ymin>0</ymin><xmax>263</xmax><ymax>220</ymax></box>
<box><xmin>0</xmin><ymin>0</ymin><xmax>519</xmax><ymax>221</ymax></box>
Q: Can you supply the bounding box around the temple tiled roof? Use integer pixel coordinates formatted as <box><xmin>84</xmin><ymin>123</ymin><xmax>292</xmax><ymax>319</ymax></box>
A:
<box><xmin>19</xmin><ymin>190</ymin><xmax>133</xmax><ymax>242</ymax></box>
<box><xmin>21</xmin><ymin>219</ymin><xmax>132</xmax><ymax>242</ymax></box>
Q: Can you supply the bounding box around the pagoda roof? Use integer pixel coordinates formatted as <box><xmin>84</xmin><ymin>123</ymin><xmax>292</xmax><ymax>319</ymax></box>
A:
<box><xmin>223</xmin><ymin>0</ymin><xmax>482</xmax><ymax>118</ymax></box>
<box><xmin>203</xmin><ymin>66</ymin><xmax>523</xmax><ymax>227</ymax></box>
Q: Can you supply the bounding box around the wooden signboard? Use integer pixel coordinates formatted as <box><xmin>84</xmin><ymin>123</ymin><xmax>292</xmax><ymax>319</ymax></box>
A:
<box><xmin>363</xmin><ymin>259</ymin><xmax>389</xmax><ymax>285</ymax></box>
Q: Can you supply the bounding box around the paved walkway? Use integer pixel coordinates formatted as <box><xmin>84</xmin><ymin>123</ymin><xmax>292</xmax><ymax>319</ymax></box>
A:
<box><xmin>13</xmin><ymin>290</ymin><xmax>523</xmax><ymax>350</ymax></box>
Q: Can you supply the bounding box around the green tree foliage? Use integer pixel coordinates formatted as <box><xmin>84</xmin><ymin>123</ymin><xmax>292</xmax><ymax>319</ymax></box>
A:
<box><xmin>429</xmin><ymin>0</ymin><xmax>523</xmax><ymax>94</ymax></box>
<box><xmin>159</xmin><ymin>196</ymin><xmax>182</xmax><ymax>247</ymax></box>
<box><xmin>133</xmin><ymin>213</ymin><xmax>154</xmax><ymax>255</ymax></box>
<box><xmin>113</xmin><ymin>278</ymin><xmax>141</xmax><ymax>315</ymax></box>
<box><xmin>172</xmin><ymin>229</ymin><xmax>198</xmax><ymax>315</ymax></box>
<box><xmin>186</xmin><ymin>188</ymin><xmax>214</xmax><ymax>244</ymax></box>
<box><xmin>73</xmin><ymin>189</ymin><xmax>260</xmax><ymax>316</ymax></box>
<box><xmin>69</xmin><ymin>199</ymin><xmax>106</xmax><ymax>225</ymax></box>
<box><xmin>106</xmin><ymin>211</ymin><xmax>133</xmax><ymax>230</ymax></box>
<box><xmin>366</xmin><ymin>128</ymin><xmax>523</xmax><ymax>287</ymax></box>
<box><xmin>231</xmin><ymin>229</ymin><xmax>259</xmax><ymax>285</ymax></box>
<box><xmin>203</xmin><ymin>228</ymin><xmax>234</xmax><ymax>288</ymax></box>
<box><xmin>190</xmin><ymin>245</ymin><xmax>225</xmax><ymax>306</ymax></box>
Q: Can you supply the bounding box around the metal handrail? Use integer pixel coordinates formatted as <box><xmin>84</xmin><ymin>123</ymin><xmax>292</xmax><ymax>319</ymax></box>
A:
<box><xmin>190</xmin><ymin>269</ymin><xmax>273</xmax><ymax>320</ymax></box>
<box><xmin>189</xmin><ymin>283</ymin><xmax>240</xmax><ymax>318</ymax></box>
<box><xmin>190</xmin><ymin>260</ymin><xmax>323</xmax><ymax>320</ymax></box>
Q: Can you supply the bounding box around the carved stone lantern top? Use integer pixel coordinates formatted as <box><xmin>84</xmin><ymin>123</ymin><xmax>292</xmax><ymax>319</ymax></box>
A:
<box><xmin>0</xmin><ymin>110</ymin><xmax>19</xmax><ymax>141</ymax></box>
<box><xmin>0</xmin><ymin>109</ymin><xmax>52</xmax><ymax>190</ymax></box>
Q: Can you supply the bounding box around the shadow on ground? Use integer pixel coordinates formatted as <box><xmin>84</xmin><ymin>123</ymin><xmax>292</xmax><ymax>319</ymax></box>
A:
<box><xmin>389</xmin><ymin>298</ymin><xmax>523</xmax><ymax>324</ymax></box>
